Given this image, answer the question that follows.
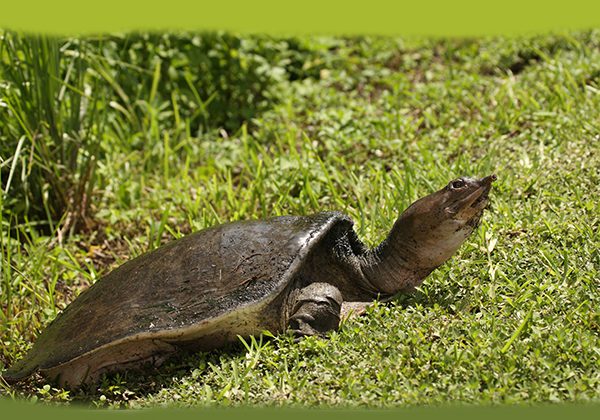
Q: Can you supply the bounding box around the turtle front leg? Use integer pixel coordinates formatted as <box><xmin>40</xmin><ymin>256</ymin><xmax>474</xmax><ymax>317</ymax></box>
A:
<box><xmin>286</xmin><ymin>282</ymin><xmax>343</xmax><ymax>337</ymax></box>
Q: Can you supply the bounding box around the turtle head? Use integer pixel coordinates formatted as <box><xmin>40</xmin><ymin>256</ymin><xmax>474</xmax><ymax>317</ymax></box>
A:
<box><xmin>358</xmin><ymin>175</ymin><xmax>496</xmax><ymax>296</ymax></box>
<box><xmin>393</xmin><ymin>174</ymin><xmax>496</xmax><ymax>268</ymax></box>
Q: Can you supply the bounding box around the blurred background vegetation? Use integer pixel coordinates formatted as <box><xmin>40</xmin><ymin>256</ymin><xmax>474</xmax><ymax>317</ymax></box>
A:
<box><xmin>0</xmin><ymin>32</ymin><xmax>330</xmax><ymax>234</ymax></box>
<box><xmin>5</xmin><ymin>31</ymin><xmax>596</xmax><ymax>236</ymax></box>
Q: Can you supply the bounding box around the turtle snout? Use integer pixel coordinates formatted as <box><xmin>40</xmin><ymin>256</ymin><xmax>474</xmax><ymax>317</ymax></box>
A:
<box><xmin>481</xmin><ymin>174</ymin><xmax>497</xmax><ymax>186</ymax></box>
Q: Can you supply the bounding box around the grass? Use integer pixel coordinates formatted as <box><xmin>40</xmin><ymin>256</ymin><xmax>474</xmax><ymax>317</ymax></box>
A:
<box><xmin>0</xmin><ymin>30</ymin><xmax>599</xmax><ymax>408</ymax></box>
<box><xmin>0</xmin><ymin>34</ymin><xmax>107</xmax><ymax>234</ymax></box>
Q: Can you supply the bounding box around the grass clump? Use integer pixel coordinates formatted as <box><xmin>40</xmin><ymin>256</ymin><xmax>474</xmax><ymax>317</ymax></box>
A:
<box><xmin>0</xmin><ymin>30</ymin><xmax>599</xmax><ymax>408</ymax></box>
<box><xmin>0</xmin><ymin>33</ymin><xmax>106</xmax><ymax>234</ymax></box>
<box><xmin>0</xmin><ymin>32</ymin><xmax>328</xmax><ymax>233</ymax></box>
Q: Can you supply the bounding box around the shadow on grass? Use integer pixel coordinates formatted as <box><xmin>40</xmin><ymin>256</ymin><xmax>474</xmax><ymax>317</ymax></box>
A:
<box><xmin>1</xmin><ymin>342</ymin><xmax>248</xmax><ymax>406</ymax></box>
<box><xmin>4</xmin><ymin>277</ymin><xmax>468</xmax><ymax>405</ymax></box>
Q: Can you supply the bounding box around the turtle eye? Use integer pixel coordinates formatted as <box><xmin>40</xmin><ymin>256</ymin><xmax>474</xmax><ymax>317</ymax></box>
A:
<box><xmin>450</xmin><ymin>179</ymin><xmax>466</xmax><ymax>189</ymax></box>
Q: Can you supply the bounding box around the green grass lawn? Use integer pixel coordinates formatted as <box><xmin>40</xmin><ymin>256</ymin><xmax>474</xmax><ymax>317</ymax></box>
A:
<box><xmin>0</xmin><ymin>31</ymin><xmax>598</xmax><ymax>408</ymax></box>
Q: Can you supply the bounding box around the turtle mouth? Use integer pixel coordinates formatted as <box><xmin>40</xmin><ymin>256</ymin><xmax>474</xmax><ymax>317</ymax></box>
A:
<box><xmin>445</xmin><ymin>174</ymin><xmax>496</xmax><ymax>217</ymax></box>
<box><xmin>445</xmin><ymin>188</ymin><xmax>485</xmax><ymax>215</ymax></box>
<box><xmin>470</xmin><ymin>184</ymin><xmax>492</xmax><ymax>209</ymax></box>
<box><xmin>471</xmin><ymin>174</ymin><xmax>496</xmax><ymax>208</ymax></box>
<box><xmin>465</xmin><ymin>175</ymin><xmax>496</xmax><ymax>218</ymax></box>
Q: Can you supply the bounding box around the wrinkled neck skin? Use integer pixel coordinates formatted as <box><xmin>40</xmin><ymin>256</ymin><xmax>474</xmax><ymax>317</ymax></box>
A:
<box><xmin>358</xmin><ymin>221</ymin><xmax>443</xmax><ymax>298</ymax></box>
<box><xmin>356</xmin><ymin>180</ymin><xmax>491</xmax><ymax>298</ymax></box>
<box><xmin>334</xmin><ymin>175</ymin><xmax>494</xmax><ymax>300</ymax></box>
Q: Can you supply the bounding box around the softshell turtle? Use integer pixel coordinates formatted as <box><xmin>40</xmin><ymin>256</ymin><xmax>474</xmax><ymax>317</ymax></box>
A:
<box><xmin>3</xmin><ymin>175</ymin><xmax>496</xmax><ymax>387</ymax></box>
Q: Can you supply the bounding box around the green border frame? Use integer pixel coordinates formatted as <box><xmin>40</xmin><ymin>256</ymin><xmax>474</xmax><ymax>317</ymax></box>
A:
<box><xmin>1</xmin><ymin>0</ymin><xmax>599</xmax><ymax>35</ymax></box>
<box><xmin>1</xmin><ymin>400</ymin><xmax>600</xmax><ymax>419</ymax></box>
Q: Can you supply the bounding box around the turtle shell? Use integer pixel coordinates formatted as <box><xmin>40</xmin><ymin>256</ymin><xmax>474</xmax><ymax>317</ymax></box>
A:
<box><xmin>3</xmin><ymin>211</ymin><xmax>353</xmax><ymax>384</ymax></box>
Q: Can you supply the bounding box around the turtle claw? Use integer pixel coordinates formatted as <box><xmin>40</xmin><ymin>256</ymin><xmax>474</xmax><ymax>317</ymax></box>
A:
<box><xmin>340</xmin><ymin>302</ymin><xmax>371</xmax><ymax>322</ymax></box>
